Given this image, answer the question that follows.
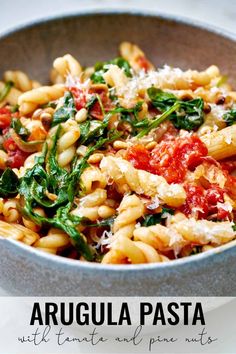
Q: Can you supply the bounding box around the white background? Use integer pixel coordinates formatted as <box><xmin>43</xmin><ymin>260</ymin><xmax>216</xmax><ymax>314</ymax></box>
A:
<box><xmin>1</xmin><ymin>0</ymin><xmax>236</xmax><ymax>34</ymax></box>
<box><xmin>1</xmin><ymin>0</ymin><xmax>236</xmax><ymax>352</ymax></box>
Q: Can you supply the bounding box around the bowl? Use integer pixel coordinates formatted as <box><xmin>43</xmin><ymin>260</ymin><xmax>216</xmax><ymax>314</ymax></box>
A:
<box><xmin>0</xmin><ymin>10</ymin><xmax>236</xmax><ymax>296</ymax></box>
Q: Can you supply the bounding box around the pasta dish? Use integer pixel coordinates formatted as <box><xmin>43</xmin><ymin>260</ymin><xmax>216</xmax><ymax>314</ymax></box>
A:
<box><xmin>0</xmin><ymin>42</ymin><xmax>236</xmax><ymax>264</ymax></box>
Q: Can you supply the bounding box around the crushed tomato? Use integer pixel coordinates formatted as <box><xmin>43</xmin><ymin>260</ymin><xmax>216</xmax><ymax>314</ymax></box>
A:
<box><xmin>89</xmin><ymin>87</ymin><xmax>113</xmax><ymax>120</ymax></box>
<box><xmin>126</xmin><ymin>144</ymin><xmax>151</xmax><ymax>171</ymax></box>
<box><xmin>180</xmin><ymin>184</ymin><xmax>208</xmax><ymax>219</ymax></box>
<box><xmin>180</xmin><ymin>183</ymin><xmax>229</xmax><ymax>220</ymax></box>
<box><xmin>0</xmin><ymin>107</ymin><xmax>12</xmax><ymax>129</ymax></box>
<box><xmin>3</xmin><ymin>134</ymin><xmax>28</xmax><ymax>168</ymax></box>
<box><xmin>69</xmin><ymin>86</ymin><xmax>87</xmax><ymax>111</ymax></box>
<box><xmin>126</xmin><ymin>135</ymin><xmax>208</xmax><ymax>184</ymax></box>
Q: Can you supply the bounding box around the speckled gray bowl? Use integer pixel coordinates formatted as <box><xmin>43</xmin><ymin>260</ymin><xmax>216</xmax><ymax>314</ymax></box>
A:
<box><xmin>0</xmin><ymin>11</ymin><xmax>236</xmax><ymax>296</ymax></box>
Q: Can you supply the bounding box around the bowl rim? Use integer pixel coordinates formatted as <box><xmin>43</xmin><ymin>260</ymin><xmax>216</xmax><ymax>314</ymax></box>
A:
<box><xmin>0</xmin><ymin>8</ymin><xmax>236</xmax><ymax>42</ymax></box>
<box><xmin>1</xmin><ymin>9</ymin><xmax>236</xmax><ymax>272</ymax></box>
<box><xmin>2</xmin><ymin>237</ymin><xmax>236</xmax><ymax>272</ymax></box>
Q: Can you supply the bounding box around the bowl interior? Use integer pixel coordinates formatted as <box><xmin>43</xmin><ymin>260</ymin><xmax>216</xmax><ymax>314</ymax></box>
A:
<box><xmin>0</xmin><ymin>12</ymin><xmax>236</xmax><ymax>85</ymax></box>
<box><xmin>1</xmin><ymin>13</ymin><xmax>236</xmax><ymax>296</ymax></box>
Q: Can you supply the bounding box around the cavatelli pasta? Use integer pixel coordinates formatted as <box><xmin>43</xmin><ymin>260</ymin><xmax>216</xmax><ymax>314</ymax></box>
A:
<box><xmin>18</xmin><ymin>84</ymin><xmax>65</xmax><ymax>114</ymax></box>
<box><xmin>3</xmin><ymin>70</ymin><xmax>40</xmax><ymax>92</ymax></box>
<box><xmin>57</xmin><ymin>119</ymin><xmax>80</xmax><ymax>167</ymax></box>
<box><xmin>100</xmin><ymin>156</ymin><xmax>186</xmax><ymax>207</ymax></box>
<box><xmin>52</xmin><ymin>54</ymin><xmax>82</xmax><ymax>82</ymax></box>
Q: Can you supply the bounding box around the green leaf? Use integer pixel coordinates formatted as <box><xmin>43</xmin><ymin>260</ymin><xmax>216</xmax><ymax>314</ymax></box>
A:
<box><xmin>137</xmin><ymin>101</ymin><xmax>180</xmax><ymax>138</ymax></box>
<box><xmin>0</xmin><ymin>168</ymin><xmax>19</xmax><ymax>198</ymax></box>
<box><xmin>11</xmin><ymin>118</ymin><xmax>30</xmax><ymax>141</ymax></box>
<box><xmin>0</xmin><ymin>81</ymin><xmax>14</xmax><ymax>102</ymax></box>
<box><xmin>120</xmin><ymin>102</ymin><xmax>149</xmax><ymax>135</ymax></box>
<box><xmin>110</xmin><ymin>57</ymin><xmax>132</xmax><ymax>77</ymax></box>
<box><xmin>86</xmin><ymin>95</ymin><xmax>98</xmax><ymax>111</ymax></box>
<box><xmin>10</xmin><ymin>104</ymin><xmax>19</xmax><ymax>113</ymax></box>
<box><xmin>91</xmin><ymin>57</ymin><xmax>132</xmax><ymax>84</ymax></box>
<box><xmin>142</xmin><ymin>207</ymin><xmax>174</xmax><ymax>226</ymax></box>
<box><xmin>18</xmin><ymin>127</ymin><xmax>120</xmax><ymax>261</ymax></box>
<box><xmin>85</xmin><ymin>216</ymin><xmax>115</xmax><ymax>228</ymax></box>
<box><xmin>79</xmin><ymin>120</ymin><xmax>105</xmax><ymax>145</ymax></box>
<box><xmin>91</xmin><ymin>71</ymin><xmax>106</xmax><ymax>84</ymax></box>
<box><xmin>148</xmin><ymin>87</ymin><xmax>177</xmax><ymax>110</ymax></box>
<box><xmin>223</xmin><ymin>109</ymin><xmax>236</xmax><ymax>126</ymax></box>
<box><xmin>147</xmin><ymin>87</ymin><xmax>204</xmax><ymax>132</ymax></box>
<box><xmin>173</xmin><ymin>99</ymin><xmax>204</xmax><ymax>130</ymax></box>
<box><xmin>41</xmin><ymin>101</ymin><xmax>57</xmax><ymax>109</ymax></box>
<box><xmin>52</xmin><ymin>91</ymin><xmax>76</xmax><ymax>127</ymax></box>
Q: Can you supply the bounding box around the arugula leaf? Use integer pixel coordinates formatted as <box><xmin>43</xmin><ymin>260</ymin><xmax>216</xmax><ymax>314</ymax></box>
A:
<box><xmin>142</xmin><ymin>207</ymin><xmax>174</xmax><ymax>226</ymax></box>
<box><xmin>137</xmin><ymin>101</ymin><xmax>180</xmax><ymax>138</ymax></box>
<box><xmin>52</xmin><ymin>91</ymin><xmax>76</xmax><ymax>127</ymax></box>
<box><xmin>86</xmin><ymin>95</ymin><xmax>98</xmax><ymax>111</ymax></box>
<box><xmin>79</xmin><ymin>105</ymin><xmax>119</xmax><ymax>145</ymax></box>
<box><xmin>109</xmin><ymin>102</ymin><xmax>147</xmax><ymax>136</ymax></box>
<box><xmin>110</xmin><ymin>57</ymin><xmax>132</xmax><ymax>77</ymax></box>
<box><xmin>91</xmin><ymin>57</ymin><xmax>132</xmax><ymax>84</ymax></box>
<box><xmin>68</xmin><ymin>130</ymin><xmax>121</xmax><ymax>200</ymax></box>
<box><xmin>91</xmin><ymin>68</ymin><xmax>106</xmax><ymax>84</ymax></box>
<box><xmin>0</xmin><ymin>81</ymin><xmax>14</xmax><ymax>102</ymax></box>
<box><xmin>223</xmin><ymin>109</ymin><xmax>236</xmax><ymax>126</ymax></box>
<box><xmin>148</xmin><ymin>87</ymin><xmax>177</xmax><ymax>110</ymax></box>
<box><xmin>147</xmin><ymin>87</ymin><xmax>204</xmax><ymax>132</ymax></box>
<box><xmin>18</xmin><ymin>127</ymin><xmax>120</xmax><ymax>260</ymax></box>
<box><xmin>41</xmin><ymin>101</ymin><xmax>57</xmax><ymax>109</ymax></box>
<box><xmin>85</xmin><ymin>216</ymin><xmax>115</xmax><ymax>228</ymax></box>
<box><xmin>11</xmin><ymin>118</ymin><xmax>30</xmax><ymax>141</ymax></box>
<box><xmin>0</xmin><ymin>168</ymin><xmax>19</xmax><ymax>198</ymax></box>
<box><xmin>173</xmin><ymin>98</ymin><xmax>204</xmax><ymax>130</ymax></box>
<box><xmin>10</xmin><ymin>104</ymin><xmax>19</xmax><ymax>113</ymax></box>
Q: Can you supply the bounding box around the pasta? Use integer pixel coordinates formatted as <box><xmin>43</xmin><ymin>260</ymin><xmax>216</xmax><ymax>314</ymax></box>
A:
<box><xmin>100</xmin><ymin>156</ymin><xmax>186</xmax><ymax>207</ymax></box>
<box><xmin>0</xmin><ymin>41</ymin><xmax>236</xmax><ymax>264</ymax></box>
<box><xmin>3</xmin><ymin>70</ymin><xmax>40</xmax><ymax>92</ymax></box>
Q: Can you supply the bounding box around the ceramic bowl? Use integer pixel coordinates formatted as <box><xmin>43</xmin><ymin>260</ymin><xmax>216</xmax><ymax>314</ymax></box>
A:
<box><xmin>0</xmin><ymin>11</ymin><xmax>236</xmax><ymax>296</ymax></box>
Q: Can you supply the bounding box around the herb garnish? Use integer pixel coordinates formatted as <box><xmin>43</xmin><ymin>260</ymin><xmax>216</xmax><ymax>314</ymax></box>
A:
<box><xmin>11</xmin><ymin>118</ymin><xmax>30</xmax><ymax>141</ymax></box>
<box><xmin>223</xmin><ymin>109</ymin><xmax>236</xmax><ymax>126</ymax></box>
<box><xmin>91</xmin><ymin>57</ymin><xmax>132</xmax><ymax>84</ymax></box>
<box><xmin>17</xmin><ymin>126</ymin><xmax>120</xmax><ymax>260</ymax></box>
<box><xmin>147</xmin><ymin>87</ymin><xmax>204</xmax><ymax>132</ymax></box>
<box><xmin>142</xmin><ymin>207</ymin><xmax>174</xmax><ymax>226</ymax></box>
<box><xmin>52</xmin><ymin>91</ymin><xmax>76</xmax><ymax>127</ymax></box>
<box><xmin>0</xmin><ymin>168</ymin><xmax>19</xmax><ymax>198</ymax></box>
<box><xmin>137</xmin><ymin>101</ymin><xmax>180</xmax><ymax>138</ymax></box>
<box><xmin>0</xmin><ymin>81</ymin><xmax>14</xmax><ymax>102</ymax></box>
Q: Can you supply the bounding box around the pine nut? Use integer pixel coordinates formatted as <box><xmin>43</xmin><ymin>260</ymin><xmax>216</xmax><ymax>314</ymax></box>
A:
<box><xmin>88</xmin><ymin>153</ymin><xmax>103</xmax><ymax>164</ymax></box>
<box><xmin>146</xmin><ymin>141</ymin><xmax>157</xmax><ymax>150</ymax></box>
<box><xmin>98</xmin><ymin>205</ymin><xmax>116</xmax><ymax>218</ymax></box>
<box><xmin>113</xmin><ymin>140</ymin><xmax>128</xmax><ymax>150</ymax></box>
<box><xmin>75</xmin><ymin>108</ymin><xmax>87</xmax><ymax>123</ymax></box>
